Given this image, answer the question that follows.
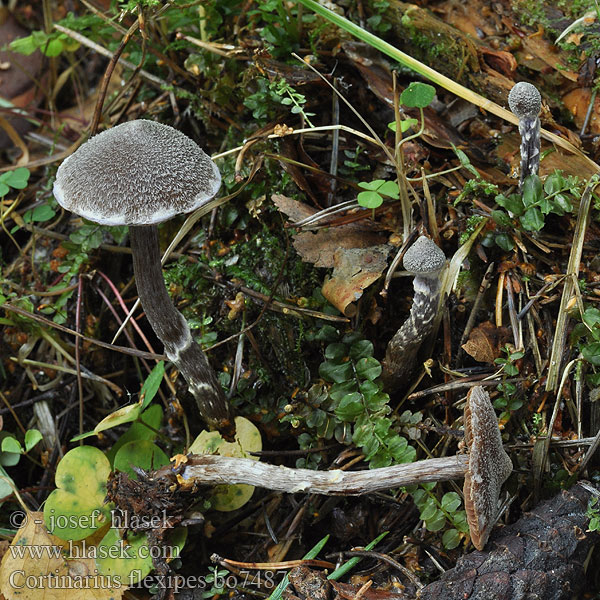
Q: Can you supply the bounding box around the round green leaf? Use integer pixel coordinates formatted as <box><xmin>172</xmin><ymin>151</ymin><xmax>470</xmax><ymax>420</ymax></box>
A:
<box><xmin>519</xmin><ymin>207</ymin><xmax>544</xmax><ymax>231</ymax></box>
<box><xmin>357</xmin><ymin>190</ymin><xmax>383</xmax><ymax>209</ymax></box>
<box><xmin>24</xmin><ymin>429</ymin><xmax>42</xmax><ymax>452</ymax></box>
<box><xmin>0</xmin><ymin>432</ymin><xmax>21</xmax><ymax>466</ymax></box>
<box><xmin>400</xmin><ymin>82</ymin><xmax>436</xmax><ymax>108</ymax></box>
<box><xmin>355</xmin><ymin>356</ymin><xmax>382</xmax><ymax>381</ymax></box>
<box><xmin>377</xmin><ymin>181</ymin><xmax>399</xmax><ymax>199</ymax></box>
<box><xmin>358</xmin><ymin>179</ymin><xmax>385</xmax><ymax>191</ymax></box>
<box><xmin>349</xmin><ymin>340</ymin><xmax>374</xmax><ymax>360</ymax></box>
<box><xmin>114</xmin><ymin>440</ymin><xmax>170</xmax><ymax>480</ymax></box>
<box><xmin>325</xmin><ymin>342</ymin><xmax>348</xmax><ymax>362</ymax></box>
<box><xmin>95</xmin><ymin>527</ymin><xmax>153</xmax><ymax>584</ymax></box>
<box><xmin>189</xmin><ymin>416</ymin><xmax>262</xmax><ymax>512</ymax></box>
<box><xmin>442</xmin><ymin>528</ymin><xmax>461</xmax><ymax>549</ymax></box>
<box><xmin>319</xmin><ymin>360</ymin><xmax>353</xmax><ymax>383</ymax></box>
<box><xmin>522</xmin><ymin>174</ymin><xmax>543</xmax><ymax>208</ymax></box>
<box><xmin>425</xmin><ymin>511</ymin><xmax>447</xmax><ymax>532</ymax></box>
<box><xmin>44</xmin><ymin>446</ymin><xmax>111</xmax><ymax>540</ymax></box>
<box><xmin>1</xmin><ymin>437</ymin><xmax>22</xmax><ymax>455</ymax></box>
<box><xmin>106</xmin><ymin>404</ymin><xmax>164</xmax><ymax>465</ymax></box>
<box><xmin>441</xmin><ymin>491</ymin><xmax>462</xmax><ymax>512</ymax></box>
<box><xmin>335</xmin><ymin>392</ymin><xmax>364</xmax><ymax>422</ymax></box>
<box><xmin>494</xmin><ymin>233</ymin><xmax>515</xmax><ymax>251</ymax></box>
<box><xmin>420</xmin><ymin>499</ymin><xmax>438</xmax><ymax>521</ymax></box>
<box><xmin>583</xmin><ymin>342</ymin><xmax>600</xmax><ymax>365</ymax></box>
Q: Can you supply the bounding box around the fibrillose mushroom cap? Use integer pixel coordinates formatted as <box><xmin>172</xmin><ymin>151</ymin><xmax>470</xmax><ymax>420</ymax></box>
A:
<box><xmin>53</xmin><ymin>120</ymin><xmax>221</xmax><ymax>226</ymax></box>
<box><xmin>402</xmin><ymin>235</ymin><xmax>445</xmax><ymax>276</ymax></box>
<box><xmin>508</xmin><ymin>82</ymin><xmax>541</xmax><ymax>120</ymax></box>
<box><xmin>463</xmin><ymin>386</ymin><xmax>512</xmax><ymax>551</ymax></box>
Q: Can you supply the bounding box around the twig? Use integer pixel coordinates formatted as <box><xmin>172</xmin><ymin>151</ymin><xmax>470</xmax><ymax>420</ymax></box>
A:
<box><xmin>2</xmin><ymin>303</ymin><xmax>164</xmax><ymax>362</ymax></box>
<box><xmin>53</xmin><ymin>24</ymin><xmax>166</xmax><ymax>87</ymax></box>
<box><xmin>90</xmin><ymin>17</ymin><xmax>141</xmax><ymax>134</ymax></box>
<box><xmin>75</xmin><ymin>275</ymin><xmax>84</xmax><ymax>438</ymax></box>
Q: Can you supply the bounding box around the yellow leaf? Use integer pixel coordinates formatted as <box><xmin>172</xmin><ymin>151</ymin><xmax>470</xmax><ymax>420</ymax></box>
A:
<box><xmin>0</xmin><ymin>511</ymin><xmax>124</xmax><ymax>599</ymax></box>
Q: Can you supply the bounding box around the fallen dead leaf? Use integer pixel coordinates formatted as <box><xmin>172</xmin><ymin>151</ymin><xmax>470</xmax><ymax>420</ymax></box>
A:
<box><xmin>322</xmin><ymin>246</ymin><xmax>390</xmax><ymax>316</ymax></box>
<box><xmin>272</xmin><ymin>194</ymin><xmax>390</xmax><ymax>315</ymax></box>
<box><xmin>462</xmin><ymin>321</ymin><xmax>510</xmax><ymax>364</ymax></box>
<box><xmin>563</xmin><ymin>88</ymin><xmax>600</xmax><ymax>133</ymax></box>
<box><xmin>0</xmin><ymin>511</ymin><xmax>124</xmax><ymax>600</ymax></box>
<box><xmin>272</xmin><ymin>195</ymin><xmax>386</xmax><ymax>267</ymax></box>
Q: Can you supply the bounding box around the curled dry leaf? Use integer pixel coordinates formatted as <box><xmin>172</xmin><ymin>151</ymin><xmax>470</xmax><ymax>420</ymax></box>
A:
<box><xmin>322</xmin><ymin>245</ymin><xmax>391</xmax><ymax>316</ymax></box>
<box><xmin>0</xmin><ymin>511</ymin><xmax>124</xmax><ymax>599</ymax></box>
<box><xmin>461</xmin><ymin>321</ymin><xmax>511</xmax><ymax>364</ymax></box>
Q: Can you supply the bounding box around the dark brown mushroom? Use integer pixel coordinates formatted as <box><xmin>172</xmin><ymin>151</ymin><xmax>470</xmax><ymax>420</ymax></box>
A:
<box><xmin>463</xmin><ymin>386</ymin><xmax>513</xmax><ymax>550</ymax></box>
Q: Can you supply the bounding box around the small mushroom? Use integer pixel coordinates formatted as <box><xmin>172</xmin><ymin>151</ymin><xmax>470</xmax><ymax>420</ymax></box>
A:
<box><xmin>382</xmin><ymin>236</ymin><xmax>446</xmax><ymax>390</ymax></box>
<box><xmin>53</xmin><ymin>119</ymin><xmax>235</xmax><ymax>435</ymax></box>
<box><xmin>508</xmin><ymin>82</ymin><xmax>542</xmax><ymax>189</ymax></box>
<box><xmin>463</xmin><ymin>386</ymin><xmax>512</xmax><ymax>550</ymax></box>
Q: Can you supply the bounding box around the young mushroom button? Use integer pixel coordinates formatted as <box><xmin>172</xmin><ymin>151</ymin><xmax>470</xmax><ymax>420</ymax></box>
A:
<box><xmin>53</xmin><ymin>119</ymin><xmax>235</xmax><ymax>437</ymax></box>
<box><xmin>382</xmin><ymin>236</ymin><xmax>446</xmax><ymax>390</ymax></box>
<box><xmin>463</xmin><ymin>386</ymin><xmax>512</xmax><ymax>550</ymax></box>
<box><xmin>508</xmin><ymin>82</ymin><xmax>542</xmax><ymax>190</ymax></box>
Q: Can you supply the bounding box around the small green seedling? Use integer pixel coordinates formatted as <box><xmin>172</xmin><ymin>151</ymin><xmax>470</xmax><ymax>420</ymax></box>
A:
<box><xmin>0</xmin><ymin>429</ymin><xmax>42</xmax><ymax>455</ymax></box>
<box><xmin>9</xmin><ymin>30</ymin><xmax>79</xmax><ymax>57</ymax></box>
<box><xmin>283</xmin><ymin>327</ymin><xmax>416</xmax><ymax>469</ymax></box>
<box><xmin>409</xmin><ymin>483</ymin><xmax>468</xmax><ymax>549</ymax></box>
<box><xmin>358</xmin><ymin>82</ymin><xmax>435</xmax><ymax>212</ymax></box>
<box><xmin>357</xmin><ymin>179</ymin><xmax>399</xmax><ymax>210</ymax></box>
<box><xmin>0</xmin><ymin>167</ymin><xmax>29</xmax><ymax>197</ymax></box>
<box><xmin>586</xmin><ymin>496</ymin><xmax>600</xmax><ymax>532</ymax></box>
<box><xmin>493</xmin><ymin>345</ymin><xmax>524</xmax><ymax>421</ymax></box>
<box><xmin>492</xmin><ymin>171</ymin><xmax>578</xmax><ymax>250</ymax></box>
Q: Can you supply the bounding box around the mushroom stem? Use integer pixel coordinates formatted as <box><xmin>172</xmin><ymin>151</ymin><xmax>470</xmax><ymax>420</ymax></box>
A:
<box><xmin>382</xmin><ymin>274</ymin><xmax>442</xmax><ymax>388</ymax></box>
<box><xmin>129</xmin><ymin>225</ymin><xmax>235</xmax><ymax>436</ymax></box>
<box><xmin>162</xmin><ymin>453</ymin><xmax>470</xmax><ymax>495</ymax></box>
<box><xmin>517</xmin><ymin>115</ymin><xmax>540</xmax><ymax>187</ymax></box>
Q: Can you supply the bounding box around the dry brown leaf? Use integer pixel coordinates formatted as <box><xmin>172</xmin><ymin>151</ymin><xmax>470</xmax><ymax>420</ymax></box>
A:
<box><xmin>272</xmin><ymin>194</ymin><xmax>386</xmax><ymax>267</ymax></box>
<box><xmin>273</xmin><ymin>195</ymin><xmax>390</xmax><ymax>314</ymax></box>
<box><xmin>322</xmin><ymin>246</ymin><xmax>390</xmax><ymax>316</ymax></box>
<box><xmin>461</xmin><ymin>321</ymin><xmax>510</xmax><ymax>364</ymax></box>
<box><xmin>272</xmin><ymin>194</ymin><xmax>316</xmax><ymax>224</ymax></box>
<box><xmin>0</xmin><ymin>511</ymin><xmax>124</xmax><ymax>600</ymax></box>
<box><xmin>503</xmin><ymin>20</ymin><xmax>578</xmax><ymax>82</ymax></box>
<box><xmin>563</xmin><ymin>88</ymin><xmax>600</xmax><ymax>133</ymax></box>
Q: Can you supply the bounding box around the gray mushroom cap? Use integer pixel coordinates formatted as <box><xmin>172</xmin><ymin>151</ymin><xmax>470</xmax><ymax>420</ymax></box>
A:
<box><xmin>403</xmin><ymin>236</ymin><xmax>445</xmax><ymax>276</ymax></box>
<box><xmin>508</xmin><ymin>82</ymin><xmax>541</xmax><ymax>120</ymax></box>
<box><xmin>53</xmin><ymin>120</ymin><xmax>221</xmax><ymax>226</ymax></box>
